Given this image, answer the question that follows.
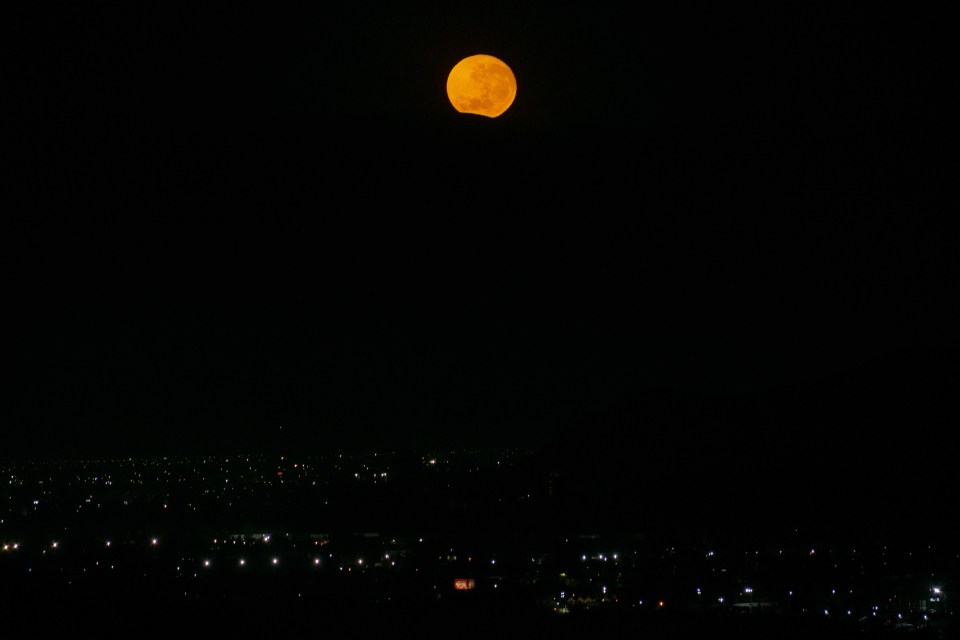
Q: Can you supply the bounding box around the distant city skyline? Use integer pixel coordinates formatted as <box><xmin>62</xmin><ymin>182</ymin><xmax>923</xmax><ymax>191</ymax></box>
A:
<box><xmin>1</xmin><ymin>448</ymin><xmax>955</xmax><ymax>637</ymax></box>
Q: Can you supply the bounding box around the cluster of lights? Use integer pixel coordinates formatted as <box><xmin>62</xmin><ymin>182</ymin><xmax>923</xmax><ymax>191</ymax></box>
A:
<box><xmin>3</xmin><ymin>459</ymin><xmax>951</xmax><ymax>619</ymax></box>
<box><xmin>580</xmin><ymin>552</ymin><xmax>620</xmax><ymax>562</ymax></box>
<box><xmin>174</xmin><ymin>557</ymin><xmax>354</xmax><ymax>569</ymax></box>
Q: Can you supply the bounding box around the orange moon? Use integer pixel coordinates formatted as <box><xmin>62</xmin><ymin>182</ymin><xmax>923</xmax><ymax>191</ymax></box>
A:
<box><xmin>446</xmin><ymin>54</ymin><xmax>517</xmax><ymax>118</ymax></box>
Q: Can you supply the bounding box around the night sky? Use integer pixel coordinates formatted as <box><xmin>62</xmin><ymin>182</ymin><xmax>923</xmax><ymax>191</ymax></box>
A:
<box><xmin>6</xmin><ymin>4</ymin><xmax>955</xmax><ymax>474</ymax></box>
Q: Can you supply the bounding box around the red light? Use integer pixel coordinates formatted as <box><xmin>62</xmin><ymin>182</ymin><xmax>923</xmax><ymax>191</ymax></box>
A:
<box><xmin>454</xmin><ymin>579</ymin><xmax>475</xmax><ymax>590</ymax></box>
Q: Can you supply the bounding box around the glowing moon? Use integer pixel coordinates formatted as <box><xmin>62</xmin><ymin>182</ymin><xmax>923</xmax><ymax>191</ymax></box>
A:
<box><xmin>446</xmin><ymin>54</ymin><xmax>517</xmax><ymax>118</ymax></box>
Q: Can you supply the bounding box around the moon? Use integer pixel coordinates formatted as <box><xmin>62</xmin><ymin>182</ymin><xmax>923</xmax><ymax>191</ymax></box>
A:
<box><xmin>446</xmin><ymin>54</ymin><xmax>517</xmax><ymax>118</ymax></box>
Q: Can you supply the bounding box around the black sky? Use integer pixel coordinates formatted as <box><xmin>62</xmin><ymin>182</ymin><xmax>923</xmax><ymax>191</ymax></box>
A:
<box><xmin>5</xmin><ymin>4</ymin><xmax>956</xmax><ymax>464</ymax></box>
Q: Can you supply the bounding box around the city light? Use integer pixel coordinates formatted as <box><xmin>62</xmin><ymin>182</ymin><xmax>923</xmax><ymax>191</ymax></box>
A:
<box><xmin>0</xmin><ymin>450</ymin><xmax>950</xmax><ymax>626</ymax></box>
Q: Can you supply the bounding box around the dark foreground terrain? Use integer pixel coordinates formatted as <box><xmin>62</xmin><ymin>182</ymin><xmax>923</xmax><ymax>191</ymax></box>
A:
<box><xmin>1</xmin><ymin>450</ymin><xmax>955</xmax><ymax>639</ymax></box>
